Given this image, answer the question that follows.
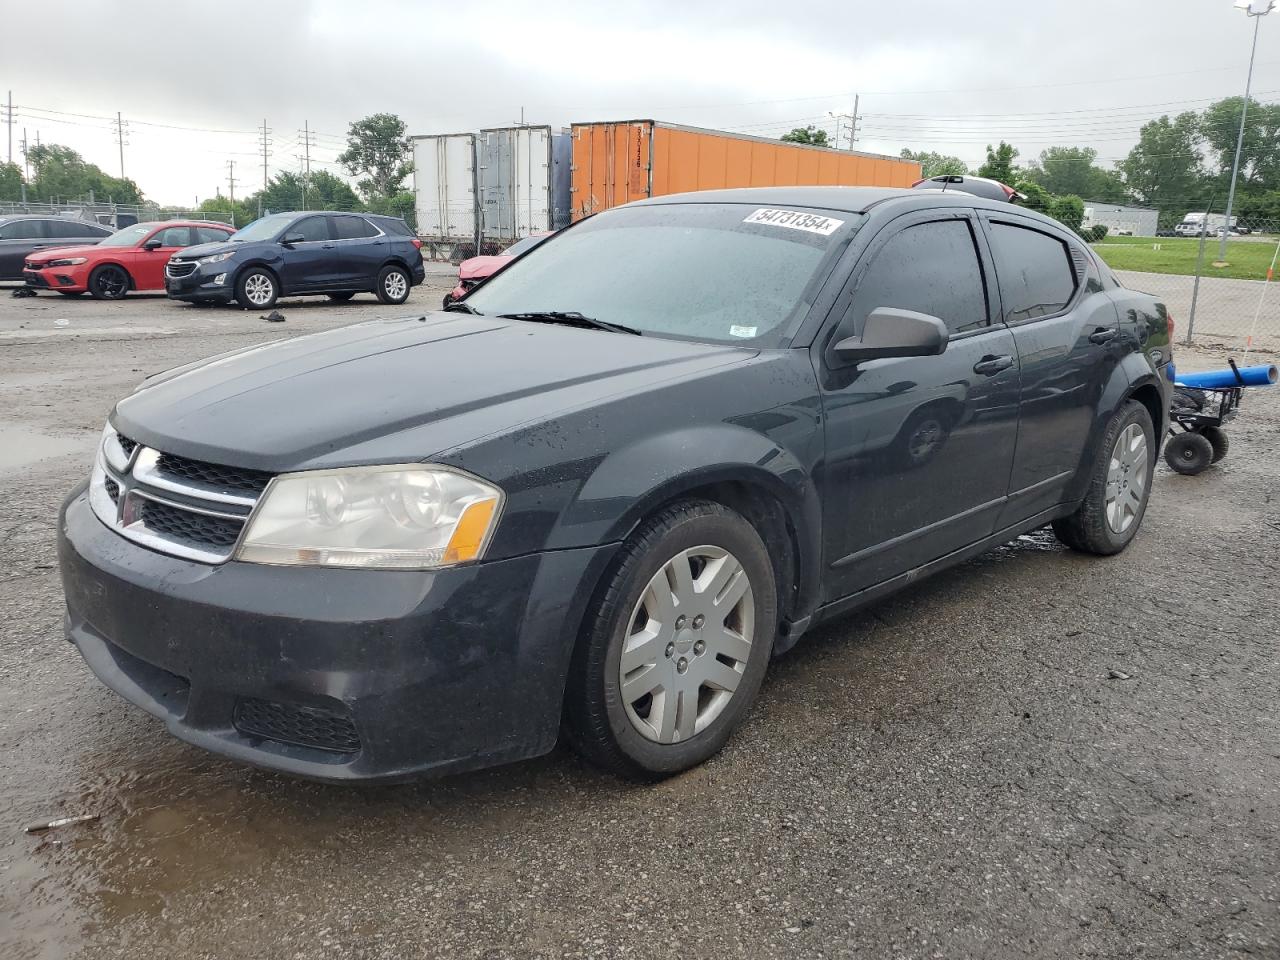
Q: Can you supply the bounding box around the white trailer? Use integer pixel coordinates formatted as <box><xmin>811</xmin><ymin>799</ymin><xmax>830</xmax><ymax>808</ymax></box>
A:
<box><xmin>411</xmin><ymin>133</ymin><xmax>478</xmax><ymax>260</ymax></box>
<box><xmin>477</xmin><ymin>125</ymin><xmax>572</xmax><ymax>245</ymax></box>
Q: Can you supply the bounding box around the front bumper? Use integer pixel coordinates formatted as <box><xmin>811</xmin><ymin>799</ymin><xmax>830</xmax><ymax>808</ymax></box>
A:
<box><xmin>24</xmin><ymin>267</ymin><xmax>85</xmax><ymax>291</ymax></box>
<box><xmin>58</xmin><ymin>487</ymin><xmax>615</xmax><ymax>782</ymax></box>
<box><xmin>164</xmin><ymin>265</ymin><xmax>234</xmax><ymax>302</ymax></box>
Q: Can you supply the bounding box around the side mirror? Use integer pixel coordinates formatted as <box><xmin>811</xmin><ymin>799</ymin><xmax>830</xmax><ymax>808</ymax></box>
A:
<box><xmin>281</xmin><ymin>233</ymin><xmax>305</xmax><ymax>246</ymax></box>
<box><xmin>833</xmin><ymin>307</ymin><xmax>948</xmax><ymax>365</ymax></box>
<box><xmin>142</xmin><ymin>239</ymin><xmax>162</xmax><ymax>250</ymax></box>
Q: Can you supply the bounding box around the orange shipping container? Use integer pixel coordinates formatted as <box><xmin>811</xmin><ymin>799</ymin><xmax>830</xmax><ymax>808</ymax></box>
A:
<box><xmin>569</xmin><ymin>120</ymin><xmax>921</xmax><ymax>220</ymax></box>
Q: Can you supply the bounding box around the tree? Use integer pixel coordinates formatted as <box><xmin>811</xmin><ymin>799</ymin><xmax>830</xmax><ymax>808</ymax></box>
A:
<box><xmin>255</xmin><ymin>169</ymin><xmax>361</xmax><ymax>213</ymax></box>
<box><xmin>1198</xmin><ymin>96</ymin><xmax>1280</xmax><ymax>189</ymax></box>
<box><xmin>25</xmin><ymin>144</ymin><xmax>143</xmax><ymax>204</ymax></box>
<box><xmin>781</xmin><ymin>125</ymin><xmax>830</xmax><ymax>147</ymax></box>
<box><xmin>196</xmin><ymin>195</ymin><xmax>254</xmax><ymax>229</ymax></box>
<box><xmin>899</xmin><ymin>149</ymin><xmax>968</xmax><ymax>179</ymax></box>
<box><xmin>1014</xmin><ymin>178</ymin><xmax>1052</xmax><ymax>214</ymax></box>
<box><xmin>338</xmin><ymin>113</ymin><xmax>412</xmax><ymax>202</ymax></box>
<box><xmin>0</xmin><ymin>162</ymin><xmax>22</xmax><ymax>201</ymax></box>
<box><xmin>1024</xmin><ymin>146</ymin><xmax>1127</xmax><ymax>201</ymax></box>
<box><xmin>1117</xmin><ymin>112</ymin><xmax>1206</xmax><ymax>213</ymax></box>
<box><xmin>365</xmin><ymin>190</ymin><xmax>416</xmax><ymax>229</ymax></box>
<box><xmin>1047</xmin><ymin>194</ymin><xmax>1085</xmax><ymax>233</ymax></box>
<box><xmin>976</xmin><ymin>141</ymin><xmax>1019</xmax><ymax>184</ymax></box>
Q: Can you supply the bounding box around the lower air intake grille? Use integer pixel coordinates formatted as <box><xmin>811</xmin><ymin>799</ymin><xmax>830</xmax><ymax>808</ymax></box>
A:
<box><xmin>138</xmin><ymin>498</ymin><xmax>242</xmax><ymax>548</ymax></box>
<box><xmin>234</xmin><ymin>698</ymin><xmax>361</xmax><ymax>754</ymax></box>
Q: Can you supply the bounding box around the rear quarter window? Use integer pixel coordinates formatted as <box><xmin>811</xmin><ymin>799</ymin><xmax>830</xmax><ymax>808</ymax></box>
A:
<box><xmin>376</xmin><ymin>218</ymin><xmax>413</xmax><ymax>237</ymax></box>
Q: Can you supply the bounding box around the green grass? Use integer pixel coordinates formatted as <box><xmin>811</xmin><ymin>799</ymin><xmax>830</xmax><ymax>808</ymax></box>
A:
<box><xmin>1092</xmin><ymin>235</ymin><xmax>1279</xmax><ymax>281</ymax></box>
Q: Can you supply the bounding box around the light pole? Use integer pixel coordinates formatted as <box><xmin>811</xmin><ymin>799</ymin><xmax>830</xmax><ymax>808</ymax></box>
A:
<box><xmin>1219</xmin><ymin>0</ymin><xmax>1275</xmax><ymax>262</ymax></box>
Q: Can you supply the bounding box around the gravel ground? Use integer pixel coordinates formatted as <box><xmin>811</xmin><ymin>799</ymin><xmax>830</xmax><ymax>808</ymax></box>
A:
<box><xmin>1</xmin><ymin>283</ymin><xmax>1278</xmax><ymax>960</ymax></box>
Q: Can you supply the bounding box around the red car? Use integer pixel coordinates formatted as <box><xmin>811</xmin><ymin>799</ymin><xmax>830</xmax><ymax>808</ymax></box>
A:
<box><xmin>23</xmin><ymin>220</ymin><xmax>235</xmax><ymax>300</ymax></box>
<box><xmin>444</xmin><ymin>232</ymin><xmax>551</xmax><ymax>307</ymax></box>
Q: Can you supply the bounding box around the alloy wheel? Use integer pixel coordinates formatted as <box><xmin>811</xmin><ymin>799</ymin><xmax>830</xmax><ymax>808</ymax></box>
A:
<box><xmin>384</xmin><ymin>271</ymin><xmax>408</xmax><ymax>301</ymax></box>
<box><xmin>1104</xmin><ymin>422</ymin><xmax>1148</xmax><ymax>534</ymax></box>
<box><xmin>245</xmin><ymin>274</ymin><xmax>274</xmax><ymax>306</ymax></box>
<box><xmin>95</xmin><ymin>267</ymin><xmax>127</xmax><ymax>299</ymax></box>
<box><xmin>618</xmin><ymin>545</ymin><xmax>754</xmax><ymax>744</ymax></box>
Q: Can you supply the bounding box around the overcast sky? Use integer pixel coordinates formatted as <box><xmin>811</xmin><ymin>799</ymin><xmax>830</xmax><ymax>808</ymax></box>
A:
<box><xmin>4</xmin><ymin>0</ymin><xmax>1279</xmax><ymax>205</ymax></box>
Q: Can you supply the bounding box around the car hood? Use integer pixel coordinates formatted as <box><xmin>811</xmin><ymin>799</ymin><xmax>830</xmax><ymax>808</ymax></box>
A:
<box><xmin>171</xmin><ymin>240</ymin><xmax>239</xmax><ymax>260</ymax></box>
<box><xmin>26</xmin><ymin>244</ymin><xmax>101</xmax><ymax>263</ymax></box>
<box><xmin>113</xmin><ymin>314</ymin><xmax>753</xmax><ymax>472</ymax></box>
<box><xmin>457</xmin><ymin>255</ymin><xmax>510</xmax><ymax>281</ymax></box>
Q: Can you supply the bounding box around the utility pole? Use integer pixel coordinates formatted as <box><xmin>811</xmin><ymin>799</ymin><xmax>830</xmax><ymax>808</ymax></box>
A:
<box><xmin>849</xmin><ymin>94</ymin><xmax>860</xmax><ymax>148</ymax></box>
<box><xmin>258</xmin><ymin>118</ymin><xmax>272</xmax><ymax>218</ymax></box>
<box><xmin>19</xmin><ymin>128</ymin><xmax>28</xmax><ymax>203</ymax></box>
<box><xmin>114</xmin><ymin>111</ymin><xmax>129</xmax><ymax>181</ymax></box>
<box><xmin>1219</xmin><ymin>1</ymin><xmax>1275</xmax><ymax>263</ymax></box>
<box><xmin>227</xmin><ymin>160</ymin><xmax>238</xmax><ymax>226</ymax></box>
<box><xmin>297</xmin><ymin>121</ymin><xmax>316</xmax><ymax>210</ymax></box>
<box><xmin>5</xmin><ymin>91</ymin><xmax>12</xmax><ymax>165</ymax></box>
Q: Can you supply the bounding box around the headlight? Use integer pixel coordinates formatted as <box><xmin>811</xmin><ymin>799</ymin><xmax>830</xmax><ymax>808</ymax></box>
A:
<box><xmin>197</xmin><ymin>251</ymin><xmax>235</xmax><ymax>265</ymax></box>
<box><xmin>236</xmin><ymin>465</ymin><xmax>503</xmax><ymax>569</ymax></box>
<box><xmin>48</xmin><ymin>257</ymin><xmax>87</xmax><ymax>267</ymax></box>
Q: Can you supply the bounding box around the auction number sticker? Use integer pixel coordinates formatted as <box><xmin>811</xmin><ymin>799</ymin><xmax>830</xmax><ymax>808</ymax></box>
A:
<box><xmin>743</xmin><ymin>208</ymin><xmax>845</xmax><ymax>236</ymax></box>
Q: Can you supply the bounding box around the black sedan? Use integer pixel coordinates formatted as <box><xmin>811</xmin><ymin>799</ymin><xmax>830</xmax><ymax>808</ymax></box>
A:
<box><xmin>59</xmin><ymin>187</ymin><xmax>1172</xmax><ymax>782</ymax></box>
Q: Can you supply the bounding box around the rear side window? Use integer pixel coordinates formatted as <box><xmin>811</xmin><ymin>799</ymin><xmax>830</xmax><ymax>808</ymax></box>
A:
<box><xmin>0</xmin><ymin>220</ymin><xmax>43</xmax><ymax>240</ymax></box>
<box><xmin>377</xmin><ymin>218</ymin><xmax>413</xmax><ymax>237</ymax></box>
<box><xmin>290</xmin><ymin>216</ymin><xmax>331</xmax><ymax>242</ymax></box>
<box><xmin>851</xmin><ymin>219</ymin><xmax>989</xmax><ymax>335</ymax></box>
<box><xmin>195</xmin><ymin>226</ymin><xmax>231</xmax><ymax>244</ymax></box>
<box><xmin>49</xmin><ymin>220</ymin><xmax>104</xmax><ymax>238</ymax></box>
<box><xmin>333</xmin><ymin>215</ymin><xmax>378</xmax><ymax>240</ymax></box>
<box><xmin>987</xmin><ymin>222</ymin><xmax>1077</xmax><ymax>322</ymax></box>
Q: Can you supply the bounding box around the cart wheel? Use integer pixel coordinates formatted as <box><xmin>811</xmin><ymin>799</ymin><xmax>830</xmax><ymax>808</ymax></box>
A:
<box><xmin>1201</xmin><ymin>426</ymin><xmax>1229</xmax><ymax>463</ymax></box>
<box><xmin>1164</xmin><ymin>432</ymin><xmax>1214</xmax><ymax>475</ymax></box>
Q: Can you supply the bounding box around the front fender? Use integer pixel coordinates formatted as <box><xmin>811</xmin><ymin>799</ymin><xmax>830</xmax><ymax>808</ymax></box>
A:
<box><xmin>548</xmin><ymin>423</ymin><xmax>824</xmax><ymax>621</ymax></box>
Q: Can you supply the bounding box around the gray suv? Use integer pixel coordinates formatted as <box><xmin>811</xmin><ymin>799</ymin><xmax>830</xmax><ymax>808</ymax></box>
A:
<box><xmin>0</xmin><ymin>215</ymin><xmax>114</xmax><ymax>280</ymax></box>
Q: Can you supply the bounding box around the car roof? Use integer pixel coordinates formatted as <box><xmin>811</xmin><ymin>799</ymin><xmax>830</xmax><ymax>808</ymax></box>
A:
<box><xmin>633</xmin><ymin>186</ymin><xmax>1065</xmax><ymax>227</ymax></box>
<box><xmin>0</xmin><ymin>213</ymin><xmax>104</xmax><ymax>223</ymax></box>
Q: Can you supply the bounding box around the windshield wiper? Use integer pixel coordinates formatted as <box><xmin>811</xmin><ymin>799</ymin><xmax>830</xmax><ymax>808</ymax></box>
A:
<box><xmin>443</xmin><ymin>301</ymin><xmax>480</xmax><ymax>314</ymax></box>
<box><xmin>497</xmin><ymin>311</ymin><xmax>642</xmax><ymax>336</ymax></box>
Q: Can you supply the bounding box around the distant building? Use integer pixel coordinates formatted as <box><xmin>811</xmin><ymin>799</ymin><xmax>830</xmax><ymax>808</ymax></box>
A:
<box><xmin>1082</xmin><ymin>201</ymin><xmax>1159</xmax><ymax>237</ymax></box>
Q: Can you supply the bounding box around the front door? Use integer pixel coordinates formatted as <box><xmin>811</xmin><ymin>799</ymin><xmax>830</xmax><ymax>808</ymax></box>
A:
<box><xmin>814</xmin><ymin>210</ymin><xmax>1022</xmax><ymax>601</ymax></box>
<box><xmin>279</xmin><ymin>215</ymin><xmax>336</xmax><ymax>291</ymax></box>
<box><xmin>978</xmin><ymin>213</ymin><xmax>1124</xmax><ymax>525</ymax></box>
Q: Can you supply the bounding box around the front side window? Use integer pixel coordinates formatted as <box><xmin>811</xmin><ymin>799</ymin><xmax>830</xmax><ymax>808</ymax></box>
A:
<box><xmin>465</xmin><ymin>203</ymin><xmax>863</xmax><ymax>346</ymax></box>
<box><xmin>849</xmin><ymin>219</ymin><xmax>989</xmax><ymax>336</ymax></box>
<box><xmin>290</xmin><ymin>216</ymin><xmax>330</xmax><ymax>243</ymax></box>
<box><xmin>333</xmin><ymin>215</ymin><xmax>378</xmax><ymax>240</ymax></box>
<box><xmin>987</xmin><ymin>221</ymin><xmax>1077</xmax><ymax>322</ymax></box>
<box><xmin>0</xmin><ymin>220</ymin><xmax>42</xmax><ymax>240</ymax></box>
<box><xmin>151</xmin><ymin>226</ymin><xmax>192</xmax><ymax>248</ymax></box>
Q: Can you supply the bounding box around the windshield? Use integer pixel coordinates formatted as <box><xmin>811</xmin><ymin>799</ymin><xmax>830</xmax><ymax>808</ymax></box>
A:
<box><xmin>465</xmin><ymin>203</ymin><xmax>861</xmax><ymax>346</ymax></box>
<box><xmin>503</xmin><ymin>234</ymin><xmax>549</xmax><ymax>257</ymax></box>
<box><xmin>99</xmin><ymin>224</ymin><xmax>152</xmax><ymax>248</ymax></box>
<box><xmin>229</xmin><ymin>213</ymin><xmax>293</xmax><ymax>243</ymax></box>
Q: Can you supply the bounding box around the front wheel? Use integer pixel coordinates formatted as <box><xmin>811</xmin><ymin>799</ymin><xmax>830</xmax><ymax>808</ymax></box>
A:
<box><xmin>236</xmin><ymin>269</ymin><xmax>278</xmax><ymax>310</ymax></box>
<box><xmin>563</xmin><ymin>500</ymin><xmax>777</xmax><ymax>781</ymax></box>
<box><xmin>1052</xmin><ymin>400</ymin><xmax>1154</xmax><ymax>555</ymax></box>
<box><xmin>88</xmin><ymin>264</ymin><xmax>130</xmax><ymax>301</ymax></box>
<box><xmin>375</xmin><ymin>265</ymin><xmax>411</xmax><ymax>305</ymax></box>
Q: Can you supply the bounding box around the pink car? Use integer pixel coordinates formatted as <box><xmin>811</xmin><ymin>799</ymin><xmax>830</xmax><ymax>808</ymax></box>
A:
<box><xmin>444</xmin><ymin>232</ymin><xmax>551</xmax><ymax>307</ymax></box>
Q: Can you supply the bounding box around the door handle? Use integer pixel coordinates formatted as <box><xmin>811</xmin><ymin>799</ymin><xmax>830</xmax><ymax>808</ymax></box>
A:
<box><xmin>1089</xmin><ymin>327</ymin><xmax>1118</xmax><ymax>344</ymax></box>
<box><xmin>973</xmin><ymin>354</ymin><xmax>1014</xmax><ymax>376</ymax></box>
<box><xmin>322</xmin><ymin>243</ymin><xmax>336</xmax><ymax>249</ymax></box>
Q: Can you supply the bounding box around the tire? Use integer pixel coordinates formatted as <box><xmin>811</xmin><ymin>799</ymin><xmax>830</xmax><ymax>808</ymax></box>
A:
<box><xmin>327</xmin><ymin>292</ymin><xmax>356</xmax><ymax>302</ymax></box>
<box><xmin>375</xmin><ymin>265</ymin><xmax>411</xmax><ymax>305</ymax></box>
<box><xmin>58</xmin><ymin>290</ymin><xmax>85</xmax><ymax>297</ymax></box>
<box><xmin>442</xmin><ymin>293</ymin><xmax>456</xmax><ymax>309</ymax></box>
<box><xmin>1164</xmin><ymin>431</ymin><xmax>1214</xmax><ymax>476</ymax></box>
<box><xmin>88</xmin><ymin>264</ymin><xmax>130</xmax><ymax>301</ymax></box>
<box><xmin>235</xmin><ymin>268</ymin><xmax>278</xmax><ymax>310</ymax></box>
<box><xmin>1052</xmin><ymin>400</ymin><xmax>1155</xmax><ymax>555</ymax></box>
<box><xmin>563</xmin><ymin>500</ymin><xmax>777</xmax><ymax>781</ymax></box>
<box><xmin>1201</xmin><ymin>425</ymin><xmax>1229</xmax><ymax>464</ymax></box>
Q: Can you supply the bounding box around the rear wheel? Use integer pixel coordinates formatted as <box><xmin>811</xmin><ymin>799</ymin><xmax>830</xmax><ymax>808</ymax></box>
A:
<box><xmin>88</xmin><ymin>264</ymin><xmax>130</xmax><ymax>300</ymax></box>
<box><xmin>1164</xmin><ymin>431</ymin><xmax>1214</xmax><ymax>475</ymax></box>
<box><xmin>327</xmin><ymin>292</ymin><xmax>356</xmax><ymax>302</ymax></box>
<box><xmin>235</xmin><ymin>269</ymin><xmax>278</xmax><ymax>310</ymax></box>
<box><xmin>1201</xmin><ymin>425</ymin><xmax>1229</xmax><ymax>463</ymax></box>
<box><xmin>1052</xmin><ymin>400</ymin><xmax>1154</xmax><ymax>555</ymax></box>
<box><xmin>375</xmin><ymin>265</ymin><xmax>411</xmax><ymax>305</ymax></box>
<box><xmin>564</xmin><ymin>500</ymin><xmax>777</xmax><ymax>781</ymax></box>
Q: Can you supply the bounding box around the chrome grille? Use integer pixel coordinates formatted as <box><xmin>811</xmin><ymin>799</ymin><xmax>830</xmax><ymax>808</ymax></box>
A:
<box><xmin>89</xmin><ymin>426</ymin><xmax>270</xmax><ymax>564</ymax></box>
<box><xmin>165</xmin><ymin>260</ymin><xmax>198</xmax><ymax>279</ymax></box>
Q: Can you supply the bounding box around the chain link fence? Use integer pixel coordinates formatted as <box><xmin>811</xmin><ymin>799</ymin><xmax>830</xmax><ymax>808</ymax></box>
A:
<box><xmin>0</xmin><ymin>199</ymin><xmax>234</xmax><ymax>227</ymax></box>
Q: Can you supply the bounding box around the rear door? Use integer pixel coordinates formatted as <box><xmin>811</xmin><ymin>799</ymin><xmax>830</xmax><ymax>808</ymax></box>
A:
<box><xmin>0</xmin><ymin>219</ymin><xmax>47</xmax><ymax>278</ymax></box>
<box><xmin>978</xmin><ymin>212</ymin><xmax>1123</xmax><ymax>525</ymax></box>
<box><xmin>330</xmin><ymin>215</ymin><xmax>384</xmax><ymax>287</ymax></box>
<box><xmin>279</xmin><ymin>215</ymin><xmax>336</xmax><ymax>292</ymax></box>
<box><xmin>135</xmin><ymin>225</ymin><xmax>194</xmax><ymax>290</ymax></box>
<box><xmin>814</xmin><ymin>209</ymin><xmax>1022</xmax><ymax>600</ymax></box>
